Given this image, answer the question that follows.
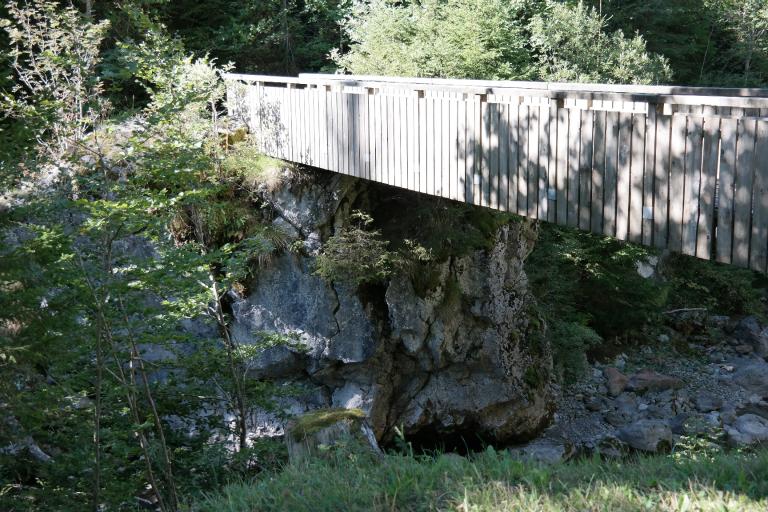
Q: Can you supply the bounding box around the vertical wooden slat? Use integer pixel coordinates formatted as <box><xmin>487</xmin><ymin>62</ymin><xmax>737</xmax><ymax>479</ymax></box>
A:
<box><xmin>481</xmin><ymin>99</ymin><xmax>491</xmax><ymax>206</ymax></box>
<box><xmin>697</xmin><ymin>117</ymin><xmax>720</xmax><ymax>259</ymax></box>
<box><xmin>517</xmin><ymin>105</ymin><xmax>529</xmax><ymax>215</ymax></box>
<box><xmin>463</xmin><ymin>96</ymin><xmax>473</xmax><ymax>203</ymax></box>
<box><xmin>383</xmin><ymin>94</ymin><xmax>391</xmax><ymax>184</ymax></box>
<box><xmin>321</xmin><ymin>88</ymin><xmax>329</xmax><ymax>169</ymax></box>
<box><xmin>396</xmin><ymin>94</ymin><xmax>405</xmax><ymax>187</ymax></box>
<box><xmin>628</xmin><ymin>113</ymin><xmax>646</xmax><ymax>243</ymax></box>
<box><xmin>750</xmin><ymin>120</ymin><xmax>768</xmax><ymax>272</ymax></box>
<box><xmin>591</xmin><ymin>111</ymin><xmax>606</xmax><ymax>234</ymax></box>
<box><xmin>642</xmin><ymin>108</ymin><xmax>658</xmax><ymax>246</ymax></box>
<box><xmin>717</xmin><ymin>118</ymin><xmax>738</xmax><ymax>264</ymax></box>
<box><xmin>604</xmin><ymin>111</ymin><xmax>620</xmax><ymax>237</ymax></box>
<box><xmin>733</xmin><ymin>118</ymin><xmax>757</xmax><ymax>267</ymax></box>
<box><xmin>311</xmin><ymin>87</ymin><xmax>319</xmax><ymax>164</ymax></box>
<box><xmin>668</xmin><ymin>114</ymin><xmax>688</xmax><ymax>252</ymax></box>
<box><xmin>450</xmin><ymin>99</ymin><xmax>465</xmax><ymax>204</ymax></box>
<box><xmin>471</xmin><ymin>95</ymin><xmax>483</xmax><ymax>205</ymax></box>
<box><xmin>441</xmin><ymin>97</ymin><xmax>451</xmax><ymax>198</ymax></box>
<box><xmin>426</xmin><ymin>97</ymin><xmax>435</xmax><ymax>195</ymax></box>
<box><xmin>616</xmin><ymin>112</ymin><xmax>632</xmax><ymax>240</ymax></box>
<box><xmin>528</xmin><ymin>106</ymin><xmax>540</xmax><ymax>219</ymax></box>
<box><xmin>408</xmin><ymin>95</ymin><xmax>417</xmax><ymax>190</ymax></box>
<box><xmin>508</xmin><ymin>103</ymin><xmax>520</xmax><ymax>214</ymax></box>
<box><xmin>545</xmin><ymin>102</ymin><xmax>557</xmax><ymax>223</ymax></box>
<box><xmin>567</xmin><ymin>107</ymin><xmax>581</xmax><ymax>227</ymax></box>
<box><xmin>361</xmin><ymin>91</ymin><xmax>369</xmax><ymax>179</ymax></box>
<box><xmin>489</xmin><ymin>103</ymin><xmax>500</xmax><ymax>209</ymax></box>
<box><xmin>419</xmin><ymin>94</ymin><xmax>427</xmax><ymax>194</ymax></box>
<box><xmin>539</xmin><ymin>103</ymin><xmax>551</xmax><ymax>221</ymax></box>
<box><xmin>682</xmin><ymin>117</ymin><xmax>704</xmax><ymax>256</ymax></box>
<box><xmin>579</xmin><ymin>110</ymin><xmax>594</xmax><ymax>231</ymax></box>
<box><xmin>400</xmin><ymin>93</ymin><xmax>408</xmax><ymax>187</ymax></box>
<box><xmin>555</xmin><ymin>106</ymin><xmax>568</xmax><ymax>225</ymax></box>
<box><xmin>457</xmin><ymin>97</ymin><xmax>467</xmax><ymax>202</ymax></box>
<box><xmin>654</xmin><ymin>114</ymin><xmax>672</xmax><ymax>249</ymax></box>
<box><xmin>499</xmin><ymin>104</ymin><xmax>510</xmax><ymax>211</ymax></box>
<box><xmin>369</xmin><ymin>91</ymin><xmax>377</xmax><ymax>180</ymax></box>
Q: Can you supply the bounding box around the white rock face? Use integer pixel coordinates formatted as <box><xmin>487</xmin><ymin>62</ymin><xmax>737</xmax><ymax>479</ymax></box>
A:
<box><xmin>230</xmin><ymin>172</ymin><xmax>555</xmax><ymax>444</ymax></box>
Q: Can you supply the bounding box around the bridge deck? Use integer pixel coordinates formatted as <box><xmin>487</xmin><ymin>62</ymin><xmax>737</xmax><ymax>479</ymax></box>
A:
<box><xmin>224</xmin><ymin>73</ymin><xmax>768</xmax><ymax>272</ymax></box>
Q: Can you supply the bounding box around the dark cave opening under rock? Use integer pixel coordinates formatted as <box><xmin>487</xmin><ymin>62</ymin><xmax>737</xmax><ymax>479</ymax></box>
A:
<box><xmin>390</xmin><ymin>425</ymin><xmax>499</xmax><ymax>456</ymax></box>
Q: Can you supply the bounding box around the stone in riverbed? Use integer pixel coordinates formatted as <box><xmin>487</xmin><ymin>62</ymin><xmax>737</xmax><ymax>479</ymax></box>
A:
<box><xmin>617</xmin><ymin>419</ymin><xmax>674</xmax><ymax>452</ymax></box>
<box><xmin>732</xmin><ymin>361</ymin><xmax>768</xmax><ymax>397</ymax></box>
<box><xmin>604</xmin><ymin>367</ymin><xmax>628</xmax><ymax>397</ymax></box>
<box><xmin>626</xmin><ymin>369</ymin><xmax>683</xmax><ymax>393</ymax></box>
<box><xmin>509</xmin><ymin>439</ymin><xmax>574</xmax><ymax>464</ymax></box>
<box><xmin>725</xmin><ymin>414</ymin><xmax>768</xmax><ymax>446</ymax></box>
<box><xmin>693</xmin><ymin>393</ymin><xmax>724</xmax><ymax>413</ymax></box>
<box><xmin>732</xmin><ymin>316</ymin><xmax>768</xmax><ymax>359</ymax></box>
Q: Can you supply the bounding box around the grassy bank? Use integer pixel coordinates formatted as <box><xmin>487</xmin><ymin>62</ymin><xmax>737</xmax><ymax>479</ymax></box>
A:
<box><xmin>192</xmin><ymin>447</ymin><xmax>768</xmax><ymax>511</ymax></box>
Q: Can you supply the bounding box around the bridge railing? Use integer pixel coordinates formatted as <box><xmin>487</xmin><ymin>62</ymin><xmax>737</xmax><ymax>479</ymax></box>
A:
<box><xmin>224</xmin><ymin>73</ymin><xmax>768</xmax><ymax>272</ymax></box>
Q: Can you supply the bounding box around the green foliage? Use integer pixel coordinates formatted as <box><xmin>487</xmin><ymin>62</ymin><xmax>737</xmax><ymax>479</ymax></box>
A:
<box><xmin>220</xmin><ymin>142</ymin><xmax>285</xmax><ymax>194</ymax></box>
<box><xmin>334</xmin><ymin>0</ymin><xmax>670</xmax><ymax>84</ymax></box>
<box><xmin>194</xmin><ymin>446</ymin><xmax>768</xmax><ymax>511</ymax></box>
<box><xmin>334</xmin><ymin>0</ymin><xmax>534</xmax><ymax>79</ymax></box>
<box><xmin>314</xmin><ymin>211</ymin><xmax>395</xmax><ymax>286</ymax></box>
<box><xmin>526</xmin><ymin>224</ymin><xmax>666</xmax><ymax>344</ymax></box>
<box><xmin>529</xmin><ymin>1</ymin><xmax>672</xmax><ymax>84</ymax></box>
<box><xmin>662</xmin><ymin>253</ymin><xmax>768</xmax><ymax>318</ymax></box>
<box><xmin>548</xmin><ymin>319</ymin><xmax>603</xmax><ymax>384</ymax></box>
<box><xmin>155</xmin><ymin>0</ymin><xmax>350</xmax><ymax>74</ymax></box>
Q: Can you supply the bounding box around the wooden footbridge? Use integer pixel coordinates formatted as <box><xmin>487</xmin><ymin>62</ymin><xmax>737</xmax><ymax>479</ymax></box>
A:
<box><xmin>224</xmin><ymin>73</ymin><xmax>768</xmax><ymax>272</ymax></box>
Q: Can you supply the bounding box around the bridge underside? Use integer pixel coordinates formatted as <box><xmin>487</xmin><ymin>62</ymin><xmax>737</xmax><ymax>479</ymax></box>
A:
<box><xmin>225</xmin><ymin>73</ymin><xmax>768</xmax><ymax>273</ymax></box>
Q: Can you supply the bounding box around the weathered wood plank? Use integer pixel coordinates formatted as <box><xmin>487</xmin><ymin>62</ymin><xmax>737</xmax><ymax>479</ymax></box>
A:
<box><xmin>682</xmin><ymin>117</ymin><xmax>704</xmax><ymax>256</ymax></box>
<box><xmin>750</xmin><ymin>120</ymin><xmax>768</xmax><ymax>272</ymax></box>
<box><xmin>555</xmin><ymin>106</ymin><xmax>568</xmax><ymax>224</ymax></box>
<box><xmin>518</xmin><ymin>105</ymin><xmax>529</xmax><ymax>216</ymax></box>
<box><xmin>668</xmin><ymin>114</ymin><xmax>688</xmax><ymax>252</ymax></box>
<box><xmin>446</xmin><ymin>97</ymin><xmax>457</xmax><ymax>200</ymax></box>
<box><xmin>457</xmin><ymin>98</ymin><xmax>467</xmax><ymax>202</ymax></box>
<box><xmin>579</xmin><ymin>110</ymin><xmax>594</xmax><ymax>231</ymax></box>
<box><xmin>654</xmin><ymin>114</ymin><xmax>672</xmax><ymax>248</ymax></box>
<box><xmin>591</xmin><ymin>111</ymin><xmax>606</xmax><ymax>233</ymax></box>
<box><xmin>489</xmin><ymin>103</ymin><xmax>500</xmax><ymax>209</ymax></box>
<box><xmin>528</xmin><ymin>106</ymin><xmax>540</xmax><ymax>219</ymax></box>
<box><xmin>539</xmin><ymin>104</ymin><xmax>551</xmax><ymax>221</ymax></box>
<box><xmin>604</xmin><ymin>111</ymin><xmax>620</xmax><ymax>236</ymax></box>
<box><xmin>642</xmin><ymin>108</ymin><xmax>657</xmax><ymax>246</ymax></box>
<box><xmin>426</xmin><ymin>97</ymin><xmax>435</xmax><ymax>195</ymax></box>
<box><xmin>419</xmin><ymin>94</ymin><xmax>427</xmax><ymax>194</ymax></box>
<box><xmin>481</xmin><ymin>100</ymin><xmax>491</xmax><ymax>206</ymax></box>
<box><xmin>733</xmin><ymin>118</ymin><xmax>757</xmax><ymax>267</ymax></box>
<box><xmin>386</xmin><ymin>94</ymin><xmax>395</xmax><ymax>185</ymax></box>
<box><xmin>508</xmin><ymin>103</ymin><xmax>520</xmax><ymax>214</ymax></box>
<box><xmin>717</xmin><ymin>118</ymin><xmax>738</xmax><ymax>263</ymax></box>
<box><xmin>616</xmin><ymin>112</ymin><xmax>632</xmax><ymax>240</ymax></box>
<box><xmin>567</xmin><ymin>107</ymin><xmax>581</xmax><ymax>227</ymax></box>
<box><xmin>499</xmin><ymin>103</ymin><xmax>510</xmax><ymax>211</ymax></box>
<box><xmin>399</xmin><ymin>94</ymin><xmax>408</xmax><ymax>189</ymax></box>
<box><xmin>696</xmin><ymin>117</ymin><xmax>719</xmax><ymax>259</ymax></box>
<box><xmin>628</xmin><ymin>113</ymin><xmax>646</xmax><ymax>243</ymax></box>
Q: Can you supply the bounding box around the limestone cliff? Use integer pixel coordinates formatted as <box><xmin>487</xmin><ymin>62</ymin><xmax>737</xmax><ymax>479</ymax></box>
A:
<box><xmin>232</xmin><ymin>169</ymin><xmax>555</xmax><ymax>445</ymax></box>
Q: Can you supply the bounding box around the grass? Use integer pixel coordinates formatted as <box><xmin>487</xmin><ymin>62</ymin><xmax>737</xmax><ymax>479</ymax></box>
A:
<box><xmin>191</xmin><ymin>447</ymin><xmax>768</xmax><ymax>511</ymax></box>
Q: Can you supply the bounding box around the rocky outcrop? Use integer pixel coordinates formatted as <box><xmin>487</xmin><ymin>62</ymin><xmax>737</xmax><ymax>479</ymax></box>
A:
<box><xmin>230</xmin><ymin>170</ymin><xmax>555</xmax><ymax>445</ymax></box>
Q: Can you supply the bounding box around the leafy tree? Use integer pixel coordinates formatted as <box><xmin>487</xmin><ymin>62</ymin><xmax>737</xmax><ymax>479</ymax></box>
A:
<box><xmin>529</xmin><ymin>1</ymin><xmax>672</xmax><ymax>84</ymax></box>
<box><xmin>333</xmin><ymin>0</ymin><xmax>536</xmax><ymax>80</ymax></box>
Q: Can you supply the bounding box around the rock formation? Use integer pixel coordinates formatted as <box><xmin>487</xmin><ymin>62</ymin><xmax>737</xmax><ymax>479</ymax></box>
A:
<box><xmin>231</xmin><ymin>170</ymin><xmax>555</xmax><ymax>445</ymax></box>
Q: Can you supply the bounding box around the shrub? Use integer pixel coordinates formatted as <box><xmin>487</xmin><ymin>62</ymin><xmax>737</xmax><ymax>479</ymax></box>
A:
<box><xmin>314</xmin><ymin>211</ymin><xmax>395</xmax><ymax>286</ymax></box>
